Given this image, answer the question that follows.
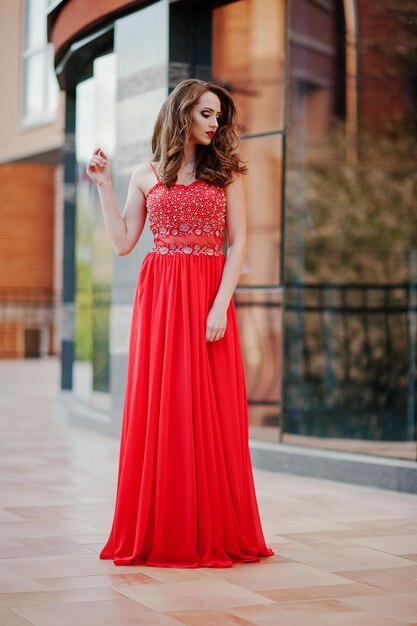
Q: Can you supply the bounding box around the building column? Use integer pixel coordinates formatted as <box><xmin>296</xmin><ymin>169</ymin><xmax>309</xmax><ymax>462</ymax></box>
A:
<box><xmin>60</xmin><ymin>92</ymin><xmax>76</xmax><ymax>390</ymax></box>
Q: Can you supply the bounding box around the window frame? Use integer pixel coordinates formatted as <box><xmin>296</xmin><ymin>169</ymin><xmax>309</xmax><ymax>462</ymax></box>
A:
<box><xmin>19</xmin><ymin>0</ymin><xmax>59</xmax><ymax>130</ymax></box>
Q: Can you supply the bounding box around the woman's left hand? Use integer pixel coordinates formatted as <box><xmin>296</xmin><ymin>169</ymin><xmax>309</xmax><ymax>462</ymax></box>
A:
<box><xmin>205</xmin><ymin>304</ymin><xmax>227</xmax><ymax>342</ymax></box>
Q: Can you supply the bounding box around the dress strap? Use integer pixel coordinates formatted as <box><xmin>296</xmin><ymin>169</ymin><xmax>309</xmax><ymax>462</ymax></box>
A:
<box><xmin>149</xmin><ymin>162</ymin><xmax>160</xmax><ymax>182</ymax></box>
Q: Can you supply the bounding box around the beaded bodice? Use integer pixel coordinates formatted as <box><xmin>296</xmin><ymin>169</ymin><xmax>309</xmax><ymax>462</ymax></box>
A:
<box><xmin>146</xmin><ymin>179</ymin><xmax>227</xmax><ymax>256</ymax></box>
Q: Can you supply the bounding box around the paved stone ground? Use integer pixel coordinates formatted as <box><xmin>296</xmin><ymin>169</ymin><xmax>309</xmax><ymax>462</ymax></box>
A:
<box><xmin>1</xmin><ymin>358</ymin><xmax>417</xmax><ymax>625</ymax></box>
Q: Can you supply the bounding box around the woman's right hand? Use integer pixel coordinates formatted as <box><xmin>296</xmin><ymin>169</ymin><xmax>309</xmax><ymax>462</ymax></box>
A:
<box><xmin>86</xmin><ymin>148</ymin><xmax>112</xmax><ymax>187</ymax></box>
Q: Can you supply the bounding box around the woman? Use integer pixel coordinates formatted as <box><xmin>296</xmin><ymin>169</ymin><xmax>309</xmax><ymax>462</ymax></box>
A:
<box><xmin>86</xmin><ymin>78</ymin><xmax>274</xmax><ymax>568</ymax></box>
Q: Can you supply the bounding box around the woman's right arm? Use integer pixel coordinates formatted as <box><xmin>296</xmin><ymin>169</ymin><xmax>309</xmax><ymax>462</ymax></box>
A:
<box><xmin>86</xmin><ymin>148</ymin><xmax>148</xmax><ymax>256</ymax></box>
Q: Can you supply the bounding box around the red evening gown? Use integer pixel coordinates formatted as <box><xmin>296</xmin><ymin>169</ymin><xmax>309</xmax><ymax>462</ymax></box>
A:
<box><xmin>99</xmin><ymin>162</ymin><xmax>274</xmax><ymax>567</ymax></box>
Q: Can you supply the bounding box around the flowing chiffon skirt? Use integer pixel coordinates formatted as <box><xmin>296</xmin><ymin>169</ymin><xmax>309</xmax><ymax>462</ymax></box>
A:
<box><xmin>99</xmin><ymin>251</ymin><xmax>274</xmax><ymax>567</ymax></box>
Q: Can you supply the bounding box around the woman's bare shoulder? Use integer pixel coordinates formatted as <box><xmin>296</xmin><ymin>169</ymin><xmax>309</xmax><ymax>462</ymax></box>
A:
<box><xmin>129</xmin><ymin>161</ymin><xmax>156</xmax><ymax>192</ymax></box>
<box><xmin>131</xmin><ymin>161</ymin><xmax>153</xmax><ymax>179</ymax></box>
<box><xmin>224</xmin><ymin>171</ymin><xmax>244</xmax><ymax>191</ymax></box>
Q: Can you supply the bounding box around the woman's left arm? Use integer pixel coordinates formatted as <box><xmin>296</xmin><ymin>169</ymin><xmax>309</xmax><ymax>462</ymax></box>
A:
<box><xmin>205</xmin><ymin>173</ymin><xmax>247</xmax><ymax>342</ymax></box>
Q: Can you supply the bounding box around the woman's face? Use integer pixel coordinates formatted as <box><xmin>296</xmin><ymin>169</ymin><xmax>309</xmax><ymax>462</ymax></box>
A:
<box><xmin>189</xmin><ymin>90</ymin><xmax>222</xmax><ymax>146</ymax></box>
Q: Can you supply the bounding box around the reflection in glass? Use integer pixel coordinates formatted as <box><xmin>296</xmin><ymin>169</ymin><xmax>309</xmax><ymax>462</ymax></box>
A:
<box><xmin>23</xmin><ymin>52</ymin><xmax>45</xmax><ymax>118</ymax></box>
<box><xmin>115</xmin><ymin>0</ymin><xmax>168</xmax><ymax>78</ymax></box>
<box><xmin>238</xmin><ymin>134</ymin><xmax>282</xmax><ymax>286</ymax></box>
<box><xmin>47</xmin><ymin>47</ymin><xmax>59</xmax><ymax>114</ymax></box>
<box><xmin>25</xmin><ymin>0</ymin><xmax>47</xmax><ymax>49</ymax></box>
<box><xmin>74</xmin><ymin>54</ymin><xmax>116</xmax><ymax>398</ymax></box>
<box><xmin>235</xmin><ymin>288</ymin><xmax>282</xmax><ymax>441</ymax></box>
<box><xmin>210</xmin><ymin>0</ymin><xmax>286</xmax><ymax>442</ymax></box>
<box><xmin>22</xmin><ymin>0</ymin><xmax>58</xmax><ymax>122</ymax></box>
<box><xmin>284</xmin><ymin>0</ymin><xmax>417</xmax><ymax>460</ymax></box>
<box><xmin>212</xmin><ymin>0</ymin><xmax>285</xmax><ymax>135</ymax></box>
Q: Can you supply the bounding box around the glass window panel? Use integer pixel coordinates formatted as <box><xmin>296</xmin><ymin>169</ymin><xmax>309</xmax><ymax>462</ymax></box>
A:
<box><xmin>22</xmin><ymin>3</ymin><xmax>58</xmax><ymax>123</ymax></box>
<box><xmin>93</xmin><ymin>54</ymin><xmax>117</xmax><ymax>158</ymax></box>
<box><xmin>74</xmin><ymin>53</ymin><xmax>116</xmax><ymax>396</ymax></box>
<box><xmin>25</xmin><ymin>0</ymin><xmax>48</xmax><ymax>49</ymax></box>
<box><xmin>75</xmin><ymin>78</ymin><xmax>95</xmax><ymax>164</ymax></box>
<box><xmin>284</xmin><ymin>0</ymin><xmax>417</xmax><ymax>461</ymax></box>
<box><xmin>208</xmin><ymin>1</ymin><xmax>286</xmax><ymax>443</ymax></box>
<box><xmin>23</xmin><ymin>51</ymin><xmax>46</xmax><ymax>118</ymax></box>
<box><xmin>91</xmin><ymin>54</ymin><xmax>116</xmax><ymax>393</ymax></box>
<box><xmin>234</xmin><ymin>287</ymin><xmax>283</xmax><ymax>441</ymax></box>
<box><xmin>212</xmin><ymin>0</ymin><xmax>285</xmax><ymax>135</ymax></box>
<box><xmin>115</xmin><ymin>0</ymin><xmax>168</xmax><ymax>78</ymax></box>
<box><xmin>237</xmin><ymin>134</ymin><xmax>283</xmax><ymax>286</ymax></box>
<box><xmin>46</xmin><ymin>46</ymin><xmax>59</xmax><ymax>114</ymax></box>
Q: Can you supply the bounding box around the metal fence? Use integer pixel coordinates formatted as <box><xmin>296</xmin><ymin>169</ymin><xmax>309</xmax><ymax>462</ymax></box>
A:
<box><xmin>284</xmin><ymin>282</ymin><xmax>417</xmax><ymax>448</ymax></box>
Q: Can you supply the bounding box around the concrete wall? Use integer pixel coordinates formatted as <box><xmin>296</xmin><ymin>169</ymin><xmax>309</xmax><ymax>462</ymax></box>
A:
<box><xmin>0</xmin><ymin>0</ymin><xmax>65</xmax><ymax>357</ymax></box>
<box><xmin>0</xmin><ymin>0</ymin><xmax>65</xmax><ymax>164</ymax></box>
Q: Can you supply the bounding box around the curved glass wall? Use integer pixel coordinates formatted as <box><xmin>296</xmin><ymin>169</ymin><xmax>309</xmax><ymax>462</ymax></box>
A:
<box><xmin>283</xmin><ymin>0</ymin><xmax>417</xmax><ymax>460</ymax></box>
<box><xmin>211</xmin><ymin>0</ymin><xmax>286</xmax><ymax>440</ymax></box>
<box><xmin>74</xmin><ymin>52</ymin><xmax>116</xmax><ymax>404</ymax></box>
<box><xmin>64</xmin><ymin>0</ymin><xmax>416</xmax><ymax>459</ymax></box>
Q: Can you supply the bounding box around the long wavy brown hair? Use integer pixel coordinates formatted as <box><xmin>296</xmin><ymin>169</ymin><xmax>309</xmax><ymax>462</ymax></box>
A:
<box><xmin>151</xmin><ymin>79</ymin><xmax>248</xmax><ymax>187</ymax></box>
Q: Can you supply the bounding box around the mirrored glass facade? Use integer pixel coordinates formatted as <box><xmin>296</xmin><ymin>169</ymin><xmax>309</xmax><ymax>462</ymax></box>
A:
<box><xmin>210</xmin><ymin>1</ymin><xmax>286</xmax><ymax>440</ymax></box>
<box><xmin>62</xmin><ymin>0</ymin><xmax>416</xmax><ymax>461</ymax></box>
<box><xmin>74</xmin><ymin>53</ymin><xmax>116</xmax><ymax>403</ymax></box>
<box><xmin>284</xmin><ymin>0</ymin><xmax>417</xmax><ymax>460</ymax></box>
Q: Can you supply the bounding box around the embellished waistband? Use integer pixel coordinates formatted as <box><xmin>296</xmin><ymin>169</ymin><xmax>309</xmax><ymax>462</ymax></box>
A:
<box><xmin>150</xmin><ymin>242</ymin><xmax>224</xmax><ymax>256</ymax></box>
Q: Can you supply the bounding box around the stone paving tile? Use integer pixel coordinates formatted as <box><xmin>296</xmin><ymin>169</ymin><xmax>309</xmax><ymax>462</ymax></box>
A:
<box><xmin>165</xmin><ymin>609</ymin><xmax>255</xmax><ymax>625</ymax></box>
<box><xmin>0</xmin><ymin>358</ymin><xmax>416</xmax><ymax>625</ymax></box>
<box><xmin>225</xmin><ymin>599</ymin><xmax>402</xmax><ymax>625</ymax></box>
<box><xmin>333</xmin><ymin>566</ymin><xmax>417</xmax><ymax>593</ymax></box>
<box><xmin>112</xmin><ymin>578</ymin><xmax>276</xmax><ymax>612</ymax></box>
<box><xmin>0</xmin><ymin>585</ymin><xmax>127</xmax><ymax>607</ymax></box>
<box><xmin>11</xmin><ymin>599</ymin><xmax>182</xmax><ymax>626</ymax></box>
<box><xmin>342</xmin><ymin>591</ymin><xmax>417</xmax><ymax>624</ymax></box>
<box><xmin>342</xmin><ymin>534</ymin><xmax>417</xmax><ymax>556</ymax></box>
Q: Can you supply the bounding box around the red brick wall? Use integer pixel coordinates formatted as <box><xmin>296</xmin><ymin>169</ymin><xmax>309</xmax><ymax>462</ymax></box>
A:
<box><xmin>357</xmin><ymin>1</ymin><xmax>409</xmax><ymax>128</ymax></box>
<box><xmin>0</xmin><ymin>163</ymin><xmax>54</xmax><ymax>290</ymax></box>
<box><xmin>0</xmin><ymin>322</ymin><xmax>23</xmax><ymax>358</ymax></box>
